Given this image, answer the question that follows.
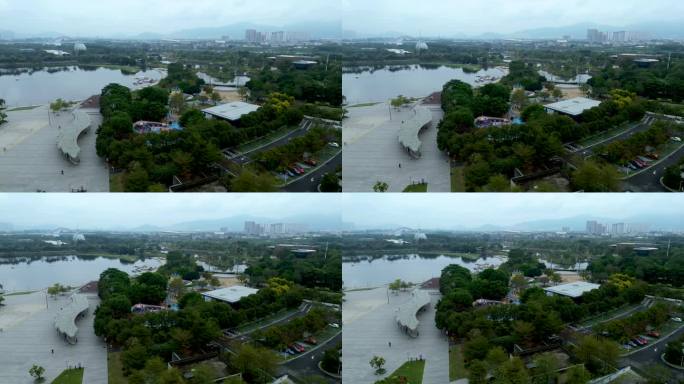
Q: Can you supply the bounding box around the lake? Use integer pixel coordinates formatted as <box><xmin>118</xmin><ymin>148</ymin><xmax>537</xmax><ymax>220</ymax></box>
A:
<box><xmin>0</xmin><ymin>66</ymin><xmax>165</xmax><ymax>107</ymax></box>
<box><xmin>342</xmin><ymin>64</ymin><xmax>509</xmax><ymax>105</ymax></box>
<box><xmin>343</xmin><ymin>254</ymin><xmax>508</xmax><ymax>289</ymax></box>
<box><xmin>0</xmin><ymin>255</ymin><xmax>164</xmax><ymax>292</ymax></box>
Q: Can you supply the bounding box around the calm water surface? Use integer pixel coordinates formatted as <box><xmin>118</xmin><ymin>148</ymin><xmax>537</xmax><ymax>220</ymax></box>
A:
<box><xmin>343</xmin><ymin>65</ymin><xmax>509</xmax><ymax>105</ymax></box>
<box><xmin>343</xmin><ymin>254</ymin><xmax>507</xmax><ymax>289</ymax></box>
<box><xmin>0</xmin><ymin>256</ymin><xmax>164</xmax><ymax>292</ymax></box>
<box><xmin>0</xmin><ymin>66</ymin><xmax>165</xmax><ymax>107</ymax></box>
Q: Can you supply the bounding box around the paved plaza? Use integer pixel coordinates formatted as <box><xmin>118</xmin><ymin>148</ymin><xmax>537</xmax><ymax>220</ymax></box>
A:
<box><xmin>342</xmin><ymin>287</ymin><xmax>449</xmax><ymax>384</ymax></box>
<box><xmin>342</xmin><ymin>102</ymin><xmax>450</xmax><ymax>192</ymax></box>
<box><xmin>0</xmin><ymin>291</ymin><xmax>107</xmax><ymax>383</ymax></box>
<box><xmin>0</xmin><ymin>106</ymin><xmax>109</xmax><ymax>192</ymax></box>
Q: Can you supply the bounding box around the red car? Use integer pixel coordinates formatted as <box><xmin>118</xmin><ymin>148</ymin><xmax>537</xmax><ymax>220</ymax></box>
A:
<box><xmin>290</xmin><ymin>343</ymin><xmax>305</xmax><ymax>353</ymax></box>
<box><xmin>648</xmin><ymin>331</ymin><xmax>660</xmax><ymax>338</ymax></box>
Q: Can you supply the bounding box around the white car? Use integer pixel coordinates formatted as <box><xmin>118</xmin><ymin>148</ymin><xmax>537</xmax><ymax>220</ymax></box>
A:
<box><xmin>671</xmin><ymin>137</ymin><xmax>682</xmax><ymax>142</ymax></box>
<box><xmin>329</xmin><ymin>142</ymin><xmax>340</xmax><ymax>148</ymax></box>
<box><xmin>329</xmin><ymin>323</ymin><xmax>340</xmax><ymax>328</ymax></box>
<box><xmin>672</xmin><ymin>317</ymin><xmax>682</xmax><ymax>322</ymax></box>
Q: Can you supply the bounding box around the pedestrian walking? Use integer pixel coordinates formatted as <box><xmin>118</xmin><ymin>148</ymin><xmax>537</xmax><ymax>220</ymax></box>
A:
<box><xmin>398</xmin><ymin>163</ymin><xmax>401</xmax><ymax>168</ymax></box>
<box><xmin>389</xmin><ymin>341</ymin><xmax>392</xmax><ymax>348</ymax></box>
<box><xmin>61</xmin><ymin>170</ymin><xmax>64</xmax><ymax>175</ymax></box>
<box><xmin>51</xmin><ymin>349</ymin><xmax>54</xmax><ymax>354</ymax></box>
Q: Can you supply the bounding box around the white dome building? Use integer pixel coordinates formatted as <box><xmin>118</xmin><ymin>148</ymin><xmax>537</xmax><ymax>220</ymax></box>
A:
<box><xmin>74</xmin><ymin>43</ymin><xmax>87</xmax><ymax>52</ymax></box>
<box><xmin>415</xmin><ymin>41</ymin><xmax>428</xmax><ymax>52</ymax></box>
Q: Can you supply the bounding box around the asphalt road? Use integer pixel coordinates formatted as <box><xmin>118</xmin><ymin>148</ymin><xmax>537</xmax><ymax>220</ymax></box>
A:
<box><xmin>623</xmin><ymin>144</ymin><xmax>684</xmax><ymax>192</ymax></box>
<box><xmin>575</xmin><ymin>119</ymin><xmax>652</xmax><ymax>157</ymax></box>
<box><xmin>621</xmin><ymin>325</ymin><xmax>684</xmax><ymax>381</ymax></box>
<box><xmin>281</xmin><ymin>151</ymin><xmax>341</xmax><ymax>192</ymax></box>
<box><xmin>280</xmin><ymin>331</ymin><xmax>342</xmax><ymax>384</ymax></box>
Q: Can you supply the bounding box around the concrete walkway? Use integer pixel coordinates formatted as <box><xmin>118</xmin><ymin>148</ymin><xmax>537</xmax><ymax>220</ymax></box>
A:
<box><xmin>0</xmin><ymin>291</ymin><xmax>107</xmax><ymax>383</ymax></box>
<box><xmin>342</xmin><ymin>288</ymin><xmax>449</xmax><ymax>384</ymax></box>
<box><xmin>342</xmin><ymin>103</ymin><xmax>450</xmax><ymax>192</ymax></box>
<box><xmin>0</xmin><ymin>106</ymin><xmax>109</xmax><ymax>192</ymax></box>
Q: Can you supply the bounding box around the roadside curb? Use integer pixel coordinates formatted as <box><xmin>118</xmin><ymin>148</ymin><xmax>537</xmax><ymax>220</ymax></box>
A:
<box><xmin>659</xmin><ymin>177</ymin><xmax>680</xmax><ymax>192</ymax></box>
<box><xmin>621</xmin><ymin>324</ymin><xmax>684</xmax><ymax>357</ymax></box>
<box><xmin>622</xmin><ymin>142</ymin><xmax>684</xmax><ymax>181</ymax></box>
<box><xmin>318</xmin><ymin>361</ymin><xmax>342</xmax><ymax>379</ymax></box>
<box><xmin>282</xmin><ymin>150</ymin><xmax>341</xmax><ymax>187</ymax></box>
<box><xmin>660</xmin><ymin>353</ymin><xmax>684</xmax><ymax>370</ymax></box>
<box><xmin>279</xmin><ymin>330</ymin><xmax>342</xmax><ymax>365</ymax></box>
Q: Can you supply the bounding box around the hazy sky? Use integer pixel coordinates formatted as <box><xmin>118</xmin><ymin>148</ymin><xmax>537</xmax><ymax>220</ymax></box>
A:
<box><xmin>342</xmin><ymin>0</ymin><xmax>684</xmax><ymax>36</ymax></box>
<box><xmin>0</xmin><ymin>0</ymin><xmax>340</xmax><ymax>36</ymax></box>
<box><xmin>0</xmin><ymin>194</ymin><xmax>340</xmax><ymax>229</ymax></box>
<box><xmin>342</xmin><ymin>194</ymin><xmax>684</xmax><ymax>229</ymax></box>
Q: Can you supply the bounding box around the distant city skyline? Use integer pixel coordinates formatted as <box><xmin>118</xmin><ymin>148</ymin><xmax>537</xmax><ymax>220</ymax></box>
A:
<box><xmin>342</xmin><ymin>194</ymin><xmax>684</xmax><ymax>231</ymax></box>
<box><xmin>0</xmin><ymin>0</ymin><xmax>340</xmax><ymax>37</ymax></box>
<box><xmin>0</xmin><ymin>194</ymin><xmax>341</xmax><ymax>230</ymax></box>
<box><xmin>342</xmin><ymin>0</ymin><xmax>684</xmax><ymax>38</ymax></box>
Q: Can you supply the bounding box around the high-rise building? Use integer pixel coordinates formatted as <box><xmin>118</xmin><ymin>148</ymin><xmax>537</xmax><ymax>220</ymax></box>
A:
<box><xmin>586</xmin><ymin>220</ymin><xmax>607</xmax><ymax>235</ymax></box>
<box><xmin>611</xmin><ymin>223</ymin><xmax>625</xmax><ymax>235</ymax></box>
<box><xmin>245</xmin><ymin>29</ymin><xmax>258</xmax><ymax>43</ymax></box>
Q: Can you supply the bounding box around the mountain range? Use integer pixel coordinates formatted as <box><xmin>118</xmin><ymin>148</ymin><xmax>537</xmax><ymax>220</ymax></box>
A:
<box><xmin>0</xmin><ymin>21</ymin><xmax>341</xmax><ymax>41</ymax></box>
<box><xmin>350</xmin><ymin>21</ymin><xmax>684</xmax><ymax>40</ymax></box>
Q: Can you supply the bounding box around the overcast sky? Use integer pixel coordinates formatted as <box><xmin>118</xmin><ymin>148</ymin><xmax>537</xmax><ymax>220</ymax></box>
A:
<box><xmin>0</xmin><ymin>194</ymin><xmax>340</xmax><ymax>229</ymax></box>
<box><xmin>342</xmin><ymin>194</ymin><xmax>684</xmax><ymax>230</ymax></box>
<box><xmin>0</xmin><ymin>0</ymin><xmax>340</xmax><ymax>36</ymax></box>
<box><xmin>342</xmin><ymin>0</ymin><xmax>684</xmax><ymax>36</ymax></box>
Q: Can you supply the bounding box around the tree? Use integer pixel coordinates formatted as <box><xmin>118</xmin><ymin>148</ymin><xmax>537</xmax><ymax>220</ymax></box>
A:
<box><xmin>511</xmin><ymin>89</ymin><xmax>528</xmax><ymax>109</ymax></box>
<box><xmin>0</xmin><ymin>98</ymin><xmax>7</xmax><ymax>125</ymax></box>
<box><xmin>231</xmin><ymin>345</ymin><xmax>278</xmax><ymax>382</ymax></box>
<box><xmin>169</xmin><ymin>92</ymin><xmax>185</xmax><ymax>113</ymax></box>
<box><xmin>552</xmin><ymin>88</ymin><xmax>563</xmax><ymax>100</ymax></box>
<box><xmin>564</xmin><ymin>365</ymin><xmax>591</xmax><ymax>384</ymax></box>
<box><xmin>373</xmin><ymin>181</ymin><xmax>389</xmax><ymax>192</ymax></box>
<box><xmin>320</xmin><ymin>172</ymin><xmax>341</xmax><ymax>192</ymax></box>
<box><xmin>125</xmin><ymin>165</ymin><xmax>151</xmax><ymax>192</ymax></box>
<box><xmin>575</xmin><ymin>336</ymin><xmax>620</xmax><ymax>375</ymax></box>
<box><xmin>493</xmin><ymin>357</ymin><xmax>529</xmax><ymax>384</ymax></box>
<box><xmin>485</xmin><ymin>347</ymin><xmax>509</xmax><ymax>369</ymax></box>
<box><xmin>370</xmin><ymin>355</ymin><xmax>386</xmax><ymax>375</ymax></box>
<box><xmin>533</xmin><ymin>353</ymin><xmax>559</xmax><ymax>384</ymax></box>
<box><xmin>231</xmin><ymin>171</ymin><xmax>278</xmax><ymax>192</ymax></box>
<box><xmin>211</xmin><ymin>91</ymin><xmax>222</xmax><ymax>105</ymax></box>
<box><xmin>29</xmin><ymin>365</ymin><xmax>45</xmax><ymax>382</ymax></box>
<box><xmin>238</xmin><ymin>87</ymin><xmax>249</xmax><ymax>101</ymax></box>
<box><xmin>469</xmin><ymin>360</ymin><xmax>488</xmax><ymax>384</ymax></box>
<box><xmin>572</xmin><ymin>161</ymin><xmax>621</xmax><ymax>192</ymax></box>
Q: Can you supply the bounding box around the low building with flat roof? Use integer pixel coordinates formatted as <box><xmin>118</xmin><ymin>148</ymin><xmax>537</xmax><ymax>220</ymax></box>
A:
<box><xmin>544</xmin><ymin>97</ymin><xmax>601</xmax><ymax>118</ymax></box>
<box><xmin>202</xmin><ymin>102</ymin><xmax>260</xmax><ymax>123</ymax></box>
<box><xmin>201</xmin><ymin>286</ymin><xmax>259</xmax><ymax>305</ymax></box>
<box><xmin>544</xmin><ymin>281</ymin><xmax>600</xmax><ymax>299</ymax></box>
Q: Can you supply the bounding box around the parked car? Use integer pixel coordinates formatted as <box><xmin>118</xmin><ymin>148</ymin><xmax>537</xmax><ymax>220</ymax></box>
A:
<box><xmin>633</xmin><ymin>159</ymin><xmax>646</xmax><ymax>167</ymax></box>
<box><xmin>637</xmin><ymin>337</ymin><xmax>648</xmax><ymax>345</ymax></box>
<box><xmin>628</xmin><ymin>341</ymin><xmax>637</xmax><ymax>348</ymax></box>
<box><xmin>672</xmin><ymin>317</ymin><xmax>682</xmax><ymax>322</ymax></box>
<box><xmin>329</xmin><ymin>142</ymin><xmax>340</xmax><ymax>148</ymax></box>
<box><xmin>329</xmin><ymin>323</ymin><xmax>340</xmax><ymax>328</ymax></box>
<box><xmin>672</xmin><ymin>137</ymin><xmax>682</xmax><ymax>142</ymax></box>
<box><xmin>290</xmin><ymin>344</ymin><xmax>304</xmax><ymax>353</ymax></box>
<box><xmin>305</xmin><ymin>159</ymin><xmax>318</xmax><ymax>166</ymax></box>
<box><xmin>648</xmin><ymin>331</ymin><xmax>661</xmax><ymax>338</ymax></box>
<box><xmin>305</xmin><ymin>336</ymin><xmax>318</xmax><ymax>345</ymax></box>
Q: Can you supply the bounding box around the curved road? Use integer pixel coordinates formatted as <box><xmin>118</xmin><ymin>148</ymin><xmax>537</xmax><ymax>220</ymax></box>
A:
<box><xmin>280</xmin><ymin>332</ymin><xmax>341</xmax><ymax>383</ymax></box>
<box><xmin>282</xmin><ymin>152</ymin><xmax>341</xmax><ymax>192</ymax></box>
<box><xmin>623</xmin><ymin>144</ymin><xmax>684</xmax><ymax>192</ymax></box>
<box><xmin>621</xmin><ymin>325</ymin><xmax>684</xmax><ymax>381</ymax></box>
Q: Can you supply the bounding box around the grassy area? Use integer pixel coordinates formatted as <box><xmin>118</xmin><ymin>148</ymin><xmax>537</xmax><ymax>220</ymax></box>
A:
<box><xmin>236</xmin><ymin>308</ymin><xmax>299</xmax><ymax>333</ymax></box>
<box><xmin>51</xmin><ymin>368</ymin><xmax>84</xmax><ymax>384</ymax></box>
<box><xmin>384</xmin><ymin>360</ymin><xmax>426</xmax><ymax>384</ymax></box>
<box><xmin>347</xmin><ymin>102</ymin><xmax>382</xmax><ymax>108</ymax></box>
<box><xmin>344</xmin><ymin>287</ymin><xmax>380</xmax><ymax>292</ymax></box>
<box><xmin>403</xmin><ymin>183</ymin><xmax>428</xmax><ymax>192</ymax></box>
<box><xmin>451</xmin><ymin>166</ymin><xmax>465</xmax><ymax>192</ymax></box>
<box><xmin>579</xmin><ymin>303</ymin><xmax>642</xmax><ymax>328</ymax></box>
<box><xmin>7</xmin><ymin>106</ymin><xmax>40</xmax><ymax>112</ymax></box>
<box><xmin>109</xmin><ymin>173</ymin><xmax>126</xmax><ymax>192</ymax></box>
<box><xmin>235</xmin><ymin>125</ymin><xmax>299</xmax><ymax>154</ymax></box>
<box><xmin>449</xmin><ymin>345</ymin><xmax>467</xmax><ymax>381</ymax></box>
<box><xmin>108</xmin><ymin>351</ymin><xmax>128</xmax><ymax>384</ymax></box>
<box><xmin>419</xmin><ymin>251</ymin><xmax>481</xmax><ymax>261</ymax></box>
<box><xmin>576</xmin><ymin>122</ymin><xmax>634</xmax><ymax>148</ymax></box>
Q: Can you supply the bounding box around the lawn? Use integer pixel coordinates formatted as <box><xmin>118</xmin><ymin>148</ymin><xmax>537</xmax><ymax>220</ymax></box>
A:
<box><xmin>449</xmin><ymin>345</ymin><xmax>467</xmax><ymax>381</ymax></box>
<box><xmin>5</xmin><ymin>290</ymin><xmax>36</xmax><ymax>296</ymax></box>
<box><xmin>451</xmin><ymin>166</ymin><xmax>465</xmax><ymax>192</ymax></box>
<box><xmin>383</xmin><ymin>360</ymin><xmax>426</xmax><ymax>384</ymax></box>
<box><xmin>109</xmin><ymin>173</ymin><xmax>126</xmax><ymax>192</ymax></box>
<box><xmin>51</xmin><ymin>368</ymin><xmax>84</xmax><ymax>384</ymax></box>
<box><xmin>347</xmin><ymin>102</ymin><xmax>382</xmax><ymax>108</ymax></box>
<box><xmin>7</xmin><ymin>106</ymin><xmax>39</xmax><ymax>112</ymax></box>
<box><xmin>403</xmin><ymin>183</ymin><xmax>428</xmax><ymax>192</ymax></box>
<box><xmin>108</xmin><ymin>351</ymin><xmax>128</xmax><ymax>384</ymax></box>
